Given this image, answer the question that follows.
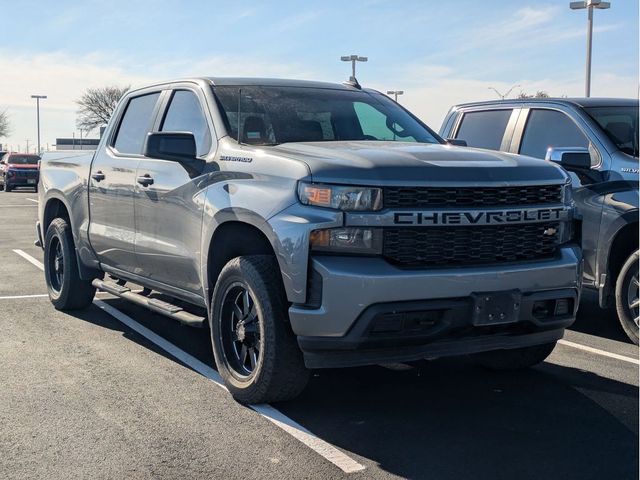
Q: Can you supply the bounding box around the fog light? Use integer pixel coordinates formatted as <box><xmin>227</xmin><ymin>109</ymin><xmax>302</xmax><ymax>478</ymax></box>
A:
<box><xmin>554</xmin><ymin>298</ymin><xmax>571</xmax><ymax>316</ymax></box>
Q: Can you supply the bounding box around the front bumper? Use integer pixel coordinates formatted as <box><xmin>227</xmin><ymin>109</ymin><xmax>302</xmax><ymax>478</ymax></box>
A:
<box><xmin>289</xmin><ymin>245</ymin><xmax>582</xmax><ymax>368</ymax></box>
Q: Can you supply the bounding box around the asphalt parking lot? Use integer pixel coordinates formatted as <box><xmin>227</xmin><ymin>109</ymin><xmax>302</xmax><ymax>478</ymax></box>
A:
<box><xmin>1</xmin><ymin>189</ymin><xmax>638</xmax><ymax>480</ymax></box>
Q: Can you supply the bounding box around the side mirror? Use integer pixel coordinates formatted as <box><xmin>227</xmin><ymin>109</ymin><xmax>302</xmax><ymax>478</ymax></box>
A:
<box><xmin>446</xmin><ymin>138</ymin><xmax>467</xmax><ymax>147</ymax></box>
<box><xmin>144</xmin><ymin>132</ymin><xmax>204</xmax><ymax>177</ymax></box>
<box><xmin>545</xmin><ymin>147</ymin><xmax>591</xmax><ymax>171</ymax></box>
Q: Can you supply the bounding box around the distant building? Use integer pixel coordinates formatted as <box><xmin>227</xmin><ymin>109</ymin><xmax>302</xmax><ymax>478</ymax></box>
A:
<box><xmin>55</xmin><ymin>138</ymin><xmax>100</xmax><ymax>151</ymax></box>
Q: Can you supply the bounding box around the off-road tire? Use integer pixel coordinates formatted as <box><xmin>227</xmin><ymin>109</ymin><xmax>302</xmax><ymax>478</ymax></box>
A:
<box><xmin>475</xmin><ymin>342</ymin><xmax>557</xmax><ymax>370</ymax></box>
<box><xmin>615</xmin><ymin>250</ymin><xmax>639</xmax><ymax>345</ymax></box>
<box><xmin>210</xmin><ymin>255</ymin><xmax>309</xmax><ymax>404</ymax></box>
<box><xmin>44</xmin><ymin>217</ymin><xmax>96</xmax><ymax>310</ymax></box>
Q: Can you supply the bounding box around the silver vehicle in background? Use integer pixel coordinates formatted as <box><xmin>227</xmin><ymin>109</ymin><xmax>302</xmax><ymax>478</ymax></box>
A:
<box><xmin>441</xmin><ymin>98</ymin><xmax>639</xmax><ymax>343</ymax></box>
<box><xmin>37</xmin><ymin>78</ymin><xmax>582</xmax><ymax>403</ymax></box>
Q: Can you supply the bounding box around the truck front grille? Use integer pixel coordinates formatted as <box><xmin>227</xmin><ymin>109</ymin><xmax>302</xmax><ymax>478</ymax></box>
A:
<box><xmin>384</xmin><ymin>184</ymin><xmax>563</xmax><ymax>208</ymax></box>
<box><xmin>383</xmin><ymin>223</ymin><xmax>560</xmax><ymax>268</ymax></box>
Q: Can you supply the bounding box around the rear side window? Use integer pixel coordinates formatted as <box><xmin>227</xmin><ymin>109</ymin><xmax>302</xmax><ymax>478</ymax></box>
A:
<box><xmin>455</xmin><ymin>110</ymin><xmax>512</xmax><ymax>150</ymax></box>
<box><xmin>520</xmin><ymin>109</ymin><xmax>588</xmax><ymax>159</ymax></box>
<box><xmin>161</xmin><ymin>90</ymin><xmax>212</xmax><ymax>156</ymax></box>
<box><xmin>113</xmin><ymin>93</ymin><xmax>161</xmax><ymax>155</ymax></box>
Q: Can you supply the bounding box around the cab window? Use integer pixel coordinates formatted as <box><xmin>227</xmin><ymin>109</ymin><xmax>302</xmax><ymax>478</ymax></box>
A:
<box><xmin>455</xmin><ymin>110</ymin><xmax>512</xmax><ymax>150</ymax></box>
<box><xmin>113</xmin><ymin>93</ymin><xmax>161</xmax><ymax>155</ymax></box>
<box><xmin>160</xmin><ymin>90</ymin><xmax>212</xmax><ymax>157</ymax></box>
<box><xmin>519</xmin><ymin>109</ymin><xmax>589</xmax><ymax>159</ymax></box>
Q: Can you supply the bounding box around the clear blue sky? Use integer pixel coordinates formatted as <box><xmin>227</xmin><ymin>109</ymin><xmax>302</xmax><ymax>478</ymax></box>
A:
<box><xmin>0</xmin><ymin>0</ymin><xmax>637</xmax><ymax>151</ymax></box>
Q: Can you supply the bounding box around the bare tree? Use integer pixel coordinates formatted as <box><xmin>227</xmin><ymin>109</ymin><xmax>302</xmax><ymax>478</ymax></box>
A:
<box><xmin>76</xmin><ymin>85</ymin><xmax>129</xmax><ymax>133</ymax></box>
<box><xmin>517</xmin><ymin>90</ymin><xmax>551</xmax><ymax>99</ymax></box>
<box><xmin>0</xmin><ymin>109</ymin><xmax>10</xmax><ymax>139</ymax></box>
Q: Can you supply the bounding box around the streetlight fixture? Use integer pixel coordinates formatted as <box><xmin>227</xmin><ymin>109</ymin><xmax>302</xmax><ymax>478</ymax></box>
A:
<box><xmin>487</xmin><ymin>84</ymin><xmax>521</xmax><ymax>100</ymax></box>
<box><xmin>386</xmin><ymin>90</ymin><xmax>404</xmax><ymax>102</ymax></box>
<box><xmin>30</xmin><ymin>94</ymin><xmax>47</xmax><ymax>155</ymax></box>
<box><xmin>570</xmin><ymin>0</ymin><xmax>610</xmax><ymax>97</ymax></box>
<box><xmin>340</xmin><ymin>54</ymin><xmax>368</xmax><ymax>83</ymax></box>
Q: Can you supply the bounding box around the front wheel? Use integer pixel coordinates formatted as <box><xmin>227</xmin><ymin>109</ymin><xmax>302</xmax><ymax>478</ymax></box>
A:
<box><xmin>474</xmin><ymin>342</ymin><xmax>557</xmax><ymax>370</ymax></box>
<box><xmin>44</xmin><ymin>218</ymin><xmax>96</xmax><ymax>310</ymax></box>
<box><xmin>210</xmin><ymin>255</ymin><xmax>309</xmax><ymax>404</ymax></box>
<box><xmin>615</xmin><ymin>250</ymin><xmax>639</xmax><ymax>345</ymax></box>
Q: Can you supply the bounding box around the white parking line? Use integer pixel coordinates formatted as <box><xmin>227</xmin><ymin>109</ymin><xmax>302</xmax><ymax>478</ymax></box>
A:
<box><xmin>13</xmin><ymin>249</ymin><xmax>44</xmax><ymax>269</ymax></box>
<box><xmin>558</xmin><ymin>339</ymin><xmax>639</xmax><ymax>365</ymax></box>
<box><xmin>12</xmin><ymin>249</ymin><xmax>366</xmax><ymax>474</ymax></box>
<box><xmin>0</xmin><ymin>293</ymin><xmax>48</xmax><ymax>300</ymax></box>
<box><xmin>0</xmin><ymin>205</ymin><xmax>37</xmax><ymax>207</ymax></box>
<box><xmin>26</xmin><ymin>198</ymin><xmax>39</xmax><ymax>203</ymax></box>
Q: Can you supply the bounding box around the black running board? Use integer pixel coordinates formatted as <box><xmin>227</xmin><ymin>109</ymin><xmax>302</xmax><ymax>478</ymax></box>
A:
<box><xmin>92</xmin><ymin>279</ymin><xmax>206</xmax><ymax>328</ymax></box>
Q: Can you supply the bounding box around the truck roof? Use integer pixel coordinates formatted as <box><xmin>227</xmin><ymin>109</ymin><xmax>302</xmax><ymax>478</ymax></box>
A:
<box><xmin>129</xmin><ymin>77</ymin><xmax>361</xmax><ymax>93</ymax></box>
<box><xmin>452</xmin><ymin>97</ymin><xmax>637</xmax><ymax>109</ymax></box>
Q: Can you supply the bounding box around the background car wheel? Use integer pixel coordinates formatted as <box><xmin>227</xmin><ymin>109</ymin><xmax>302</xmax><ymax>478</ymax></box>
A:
<box><xmin>44</xmin><ymin>217</ymin><xmax>96</xmax><ymax>310</ymax></box>
<box><xmin>474</xmin><ymin>342</ymin><xmax>557</xmax><ymax>370</ymax></box>
<box><xmin>5</xmin><ymin>184</ymin><xmax>11</xmax><ymax>192</ymax></box>
<box><xmin>615</xmin><ymin>250</ymin><xmax>639</xmax><ymax>345</ymax></box>
<box><xmin>210</xmin><ymin>255</ymin><xmax>309</xmax><ymax>404</ymax></box>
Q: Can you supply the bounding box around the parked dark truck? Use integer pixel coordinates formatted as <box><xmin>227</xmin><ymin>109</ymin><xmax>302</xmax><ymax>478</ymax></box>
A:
<box><xmin>37</xmin><ymin>78</ymin><xmax>582</xmax><ymax>403</ymax></box>
<box><xmin>440</xmin><ymin>98</ymin><xmax>639</xmax><ymax>343</ymax></box>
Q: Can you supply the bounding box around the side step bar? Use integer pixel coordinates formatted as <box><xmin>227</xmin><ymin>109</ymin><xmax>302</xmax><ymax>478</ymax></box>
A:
<box><xmin>92</xmin><ymin>279</ymin><xmax>206</xmax><ymax>328</ymax></box>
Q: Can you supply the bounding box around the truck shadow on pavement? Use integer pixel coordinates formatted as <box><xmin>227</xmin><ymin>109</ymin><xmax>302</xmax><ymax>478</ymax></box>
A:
<box><xmin>72</xmin><ymin>299</ymin><xmax>638</xmax><ymax>480</ymax></box>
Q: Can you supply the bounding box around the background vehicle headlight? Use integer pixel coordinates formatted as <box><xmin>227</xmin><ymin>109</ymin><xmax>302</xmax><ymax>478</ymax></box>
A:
<box><xmin>298</xmin><ymin>182</ymin><xmax>382</xmax><ymax>211</ymax></box>
<box><xmin>310</xmin><ymin>228</ymin><xmax>382</xmax><ymax>255</ymax></box>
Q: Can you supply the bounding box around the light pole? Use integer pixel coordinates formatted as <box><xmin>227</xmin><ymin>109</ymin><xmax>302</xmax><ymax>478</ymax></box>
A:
<box><xmin>488</xmin><ymin>85</ymin><xmax>521</xmax><ymax>100</ymax></box>
<box><xmin>30</xmin><ymin>95</ymin><xmax>47</xmax><ymax>155</ymax></box>
<box><xmin>387</xmin><ymin>90</ymin><xmax>404</xmax><ymax>102</ymax></box>
<box><xmin>570</xmin><ymin>0</ymin><xmax>610</xmax><ymax>97</ymax></box>
<box><xmin>340</xmin><ymin>55</ymin><xmax>368</xmax><ymax>83</ymax></box>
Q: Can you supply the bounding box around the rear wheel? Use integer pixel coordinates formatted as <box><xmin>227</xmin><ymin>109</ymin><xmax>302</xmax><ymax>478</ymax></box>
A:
<box><xmin>474</xmin><ymin>342</ymin><xmax>557</xmax><ymax>370</ymax></box>
<box><xmin>44</xmin><ymin>218</ymin><xmax>96</xmax><ymax>310</ymax></box>
<box><xmin>210</xmin><ymin>255</ymin><xmax>309</xmax><ymax>404</ymax></box>
<box><xmin>615</xmin><ymin>250</ymin><xmax>639</xmax><ymax>345</ymax></box>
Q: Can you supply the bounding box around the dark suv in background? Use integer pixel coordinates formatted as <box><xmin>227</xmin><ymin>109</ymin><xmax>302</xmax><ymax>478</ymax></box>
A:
<box><xmin>440</xmin><ymin>98</ymin><xmax>639</xmax><ymax>343</ymax></box>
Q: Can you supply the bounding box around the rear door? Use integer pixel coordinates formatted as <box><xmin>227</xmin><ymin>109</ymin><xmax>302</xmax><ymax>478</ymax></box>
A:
<box><xmin>88</xmin><ymin>90</ymin><xmax>162</xmax><ymax>273</ymax></box>
<box><xmin>450</xmin><ymin>108</ymin><xmax>520</xmax><ymax>152</ymax></box>
<box><xmin>133</xmin><ymin>86</ymin><xmax>215</xmax><ymax>298</ymax></box>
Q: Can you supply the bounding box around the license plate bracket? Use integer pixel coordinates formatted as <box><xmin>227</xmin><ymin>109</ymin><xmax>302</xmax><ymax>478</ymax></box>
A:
<box><xmin>27</xmin><ymin>179</ymin><xmax>36</xmax><ymax>184</ymax></box>
<box><xmin>472</xmin><ymin>291</ymin><xmax>521</xmax><ymax>326</ymax></box>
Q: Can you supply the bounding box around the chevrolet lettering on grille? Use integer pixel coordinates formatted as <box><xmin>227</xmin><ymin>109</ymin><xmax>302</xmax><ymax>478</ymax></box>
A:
<box><xmin>346</xmin><ymin>206</ymin><xmax>571</xmax><ymax>227</ymax></box>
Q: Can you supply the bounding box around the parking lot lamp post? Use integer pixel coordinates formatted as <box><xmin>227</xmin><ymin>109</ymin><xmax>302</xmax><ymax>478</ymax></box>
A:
<box><xmin>387</xmin><ymin>90</ymin><xmax>404</xmax><ymax>102</ymax></box>
<box><xmin>30</xmin><ymin>95</ymin><xmax>47</xmax><ymax>155</ymax></box>
<box><xmin>570</xmin><ymin>0</ymin><xmax>611</xmax><ymax>97</ymax></box>
<box><xmin>340</xmin><ymin>55</ymin><xmax>368</xmax><ymax>83</ymax></box>
<box><xmin>488</xmin><ymin>85</ymin><xmax>520</xmax><ymax>100</ymax></box>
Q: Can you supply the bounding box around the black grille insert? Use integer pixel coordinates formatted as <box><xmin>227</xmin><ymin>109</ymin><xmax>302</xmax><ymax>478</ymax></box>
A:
<box><xmin>384</xmin><ymin>185</ymin><xmax>563</xmax><ymax>208</ymax></box>
<box><xmin>383</xmin><ymin>223</ymin><xmax>560</xmax><ymax>268</ymax></box>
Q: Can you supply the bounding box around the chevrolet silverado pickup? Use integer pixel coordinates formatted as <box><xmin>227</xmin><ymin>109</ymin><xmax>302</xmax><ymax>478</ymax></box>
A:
<box><xmin>440</xmin><ymin>98</ymin><xmax>639</xmax><ymax>343</ymax></box>
<box><xmin>37</xmin><ymin>78</ymin><xmax>582</xmax><ymax>403</ymax></box>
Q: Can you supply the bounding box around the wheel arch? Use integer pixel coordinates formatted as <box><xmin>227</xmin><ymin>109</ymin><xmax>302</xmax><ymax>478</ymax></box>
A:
<box><xmin>600</xmin><ymin>215</ymin><xmax>639</xmax><ymax>308</ymax></box>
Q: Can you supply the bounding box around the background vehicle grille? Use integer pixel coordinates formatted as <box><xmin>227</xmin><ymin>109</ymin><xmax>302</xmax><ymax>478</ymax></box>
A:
<box><xmin>383</xmin><ymin>223</ymin><xmax>560</xmax><ymax>268</ymax></box>
<box><xmin>384</xmin><ymin>184</ymin><xmax>563</xmax><ymax>208</ymax></box>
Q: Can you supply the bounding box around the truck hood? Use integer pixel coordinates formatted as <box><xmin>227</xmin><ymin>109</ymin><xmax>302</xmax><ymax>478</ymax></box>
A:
<box><xmin>272</xmin><ymin>141</ymin><xmax>569</xmax><ymax>186</ymax></box>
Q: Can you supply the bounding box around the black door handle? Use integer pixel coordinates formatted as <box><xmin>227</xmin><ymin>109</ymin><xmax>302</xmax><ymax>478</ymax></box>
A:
<box><xmin>137</xmin><ymin>174</ymin><xmax>154</xmax><ymax>186</ymax></box>
<box><xmin>91</xmin><ymin>171</ymin><xmax>105</xmax><ymax>182</ymax></box>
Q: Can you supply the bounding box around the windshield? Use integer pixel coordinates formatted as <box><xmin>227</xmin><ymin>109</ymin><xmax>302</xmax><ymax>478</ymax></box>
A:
<box><xmin>585</xmin><ymin>106</ymin><xmax>639</xmax><ymax>157</ymax></box>
<box><xmin>6</xmin><ymin>155</ymin><xmax>40</xmax><ymax>165</ymax></box>
<box><xmin>212</xmin><ymin>86</ymin><xmax>441</xmax><ymax>145</ymax></box>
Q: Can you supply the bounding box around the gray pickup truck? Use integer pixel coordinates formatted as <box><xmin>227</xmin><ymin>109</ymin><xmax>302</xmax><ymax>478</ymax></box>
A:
<box><xmin>37</xmin><ymin>78</ymin><xmax>582</xmax><ymax>403</ymax></box>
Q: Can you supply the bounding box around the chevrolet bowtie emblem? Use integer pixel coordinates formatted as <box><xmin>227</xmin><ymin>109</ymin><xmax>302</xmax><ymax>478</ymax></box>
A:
<box><xmin>543</xmin><ymin>227</ymin><xmax>558</xmax><ymax>236</ymax></box>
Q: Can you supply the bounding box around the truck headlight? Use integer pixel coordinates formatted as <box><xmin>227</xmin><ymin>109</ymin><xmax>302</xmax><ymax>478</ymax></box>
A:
<box><xmin>310</xmin><ymin>228</ymin><xmax>382</xmax><ymax>255</ymax></box>
<box><xmin>298</xmin><ymin>182</ymin><xmax>382</xmax><ymax>211</ymax></box>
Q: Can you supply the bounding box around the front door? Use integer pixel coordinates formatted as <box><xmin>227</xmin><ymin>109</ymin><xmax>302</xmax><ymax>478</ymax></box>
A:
<box><xmin>134</xmin><ymin>87</ymin><xmax>214</xmax><ymax>295</ymax></box>
<box><xmin>88</xmin><ymin>91</ymin><xmax>162</xmax><ymax>273</ymax></box>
